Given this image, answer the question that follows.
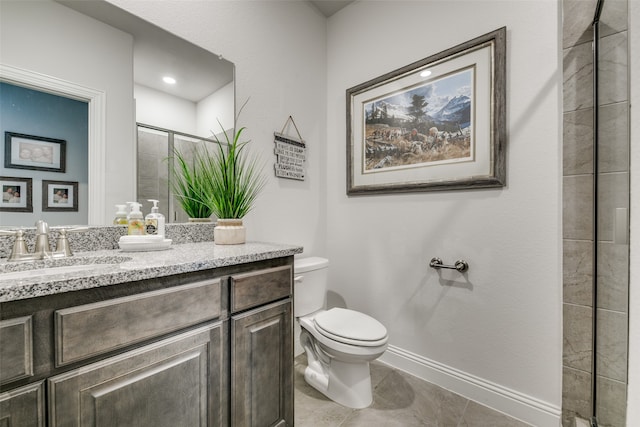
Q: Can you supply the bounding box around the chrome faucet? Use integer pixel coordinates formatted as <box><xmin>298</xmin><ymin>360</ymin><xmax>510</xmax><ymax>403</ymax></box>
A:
<box><xmin>0</xmin><ymin>221</ymin><xmax>88</xmax><ymax>262</ymax></box>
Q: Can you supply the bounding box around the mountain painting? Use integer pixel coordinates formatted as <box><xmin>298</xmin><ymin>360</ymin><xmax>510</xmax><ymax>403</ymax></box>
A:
<box><xmin>363</xmin><ymin>67</ymin><xmax>474</xmax><ymax>172</ymax></box>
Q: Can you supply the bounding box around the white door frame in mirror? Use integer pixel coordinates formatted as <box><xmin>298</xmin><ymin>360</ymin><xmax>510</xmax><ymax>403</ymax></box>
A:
<box><xmin>1</xmin><ymin>63</ymin><xmax>106</xmax><ymax>224</ymax></box>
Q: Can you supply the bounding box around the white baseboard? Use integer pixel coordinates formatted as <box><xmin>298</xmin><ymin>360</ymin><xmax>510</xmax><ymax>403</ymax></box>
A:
<box><xmin>378</xmin><ymin>345</ymin><xmax>562</xmax><ymax>427</ymax></box>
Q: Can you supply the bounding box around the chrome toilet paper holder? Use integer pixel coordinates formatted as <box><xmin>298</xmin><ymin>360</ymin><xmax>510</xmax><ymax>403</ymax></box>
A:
<box><xmin>429</xmin><ymin>257</ymin><xmax>469</xmax><ymax>273</ymax></box>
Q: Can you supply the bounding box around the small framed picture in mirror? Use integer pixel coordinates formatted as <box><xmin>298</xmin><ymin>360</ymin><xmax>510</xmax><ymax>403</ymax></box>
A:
<box><xmin>4</xmin><ymin>132</ymin><xmax>66</xmax><ymax>173</ymax></box>
<box><xmin>42</xmin><ymin>180</ymin><xmax>78</xmax><ymax>212</ymax></box>
<box><xmin>0</xmin><ymin>176</ymin><xmax>33</xmax><ymax>212</ymax></box>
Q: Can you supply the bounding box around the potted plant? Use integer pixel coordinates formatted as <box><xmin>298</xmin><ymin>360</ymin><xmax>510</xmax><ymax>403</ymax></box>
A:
<box><xmin>169</xmin><ymin>145</ymin><xmax>216</xmax><ymax>221</ymax></box>
<box><xmin>169</xmin><ymin>118</ymin><xmax>265</xmax><ymax>244</ymax></box>
<box><xmin>208</xmin><ymin>123</ymin><xmax>266</xmax><ymax>244</ymax></box>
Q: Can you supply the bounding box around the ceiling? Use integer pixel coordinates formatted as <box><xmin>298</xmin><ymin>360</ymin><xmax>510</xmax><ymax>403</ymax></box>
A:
<box><xmin>57</xmin><ymin>0</ymin><xmax>234</xmax><ymax>103</ymax></box>
<box><xmin>56</xmin><ymin>0</ymin><xmax>353</xmax><ymax>103</ymax></box>
<box><xmin>309</xmin><ymin>0</ymin><xmax>354</xmax><ymax>17</ymax></box>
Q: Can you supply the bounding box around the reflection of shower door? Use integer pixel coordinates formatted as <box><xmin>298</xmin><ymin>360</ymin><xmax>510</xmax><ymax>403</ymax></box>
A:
<box><xmin>136</xmin><ymin>124</ymin><xmax>212</xmax><ymax>223</ymax></box>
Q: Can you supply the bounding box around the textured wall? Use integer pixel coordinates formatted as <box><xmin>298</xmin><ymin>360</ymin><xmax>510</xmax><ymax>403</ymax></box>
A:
<box><xmin>327</xmin><ymin>1</ymin><xmax>561</xmax><ymax>425</ymax></box>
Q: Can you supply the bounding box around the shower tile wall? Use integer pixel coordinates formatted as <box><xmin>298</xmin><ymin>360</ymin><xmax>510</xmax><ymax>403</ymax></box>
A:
<box><xmin>563</xmin><ymin>2</ymin><xmax>595</xmax><ymax>423</ymax></box>
<box><xmin>595</xmin><ymin>9</ymin><xmax>629</xmax><ymax>424</ymax></box>
<box><xmin>562</xmin><ymin>0</ymin><xmax>629</xmax><ymax>426</ymax></box>
<box><xmin>137</xmin><ymin>128</ymin><xmax>170</xmax><ymax>218</ymax></box>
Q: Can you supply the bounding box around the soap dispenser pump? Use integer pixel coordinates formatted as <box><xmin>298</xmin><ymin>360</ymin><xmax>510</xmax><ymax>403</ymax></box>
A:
<box><xmin>145</xmin><ymin>199</ymin><xmax>165</xmax><ymax>236</ymax></box>
<box><xmin>127</xmin><ymin>202</ymin><xmax>145</xmax><ymax>235</ymax></box>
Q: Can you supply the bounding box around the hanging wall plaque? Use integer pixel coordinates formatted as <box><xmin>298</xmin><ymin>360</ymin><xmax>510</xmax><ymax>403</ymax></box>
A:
<box><xmin>274</xmin><ymin>116</ymin><xmax>306</xmax><ymax>181</ymax></box>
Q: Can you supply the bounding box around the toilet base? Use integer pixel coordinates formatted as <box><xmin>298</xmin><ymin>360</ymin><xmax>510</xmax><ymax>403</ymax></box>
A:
<box><xmin>305</xmin><ymin>358</ymin><xmax>373</xmax><ymax>409</ymax></box>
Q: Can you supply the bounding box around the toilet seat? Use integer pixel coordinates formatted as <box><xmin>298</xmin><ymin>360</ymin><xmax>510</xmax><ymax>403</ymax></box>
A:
<box><xmin>313</xmin><ymin>308</ymin><xmax>388</xmax><ymax>347</ymax></box>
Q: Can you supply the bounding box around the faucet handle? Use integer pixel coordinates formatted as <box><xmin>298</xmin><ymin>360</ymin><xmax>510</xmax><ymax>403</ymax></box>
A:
<box><xmin>0</xmin><ymin>229</ymin><xmax>30</xmax><ymax>261</ymax></box>
<box><xmin>54</xmin><ymin>227</ymin><xmax>88</xmax><ymax>257</ymax></box>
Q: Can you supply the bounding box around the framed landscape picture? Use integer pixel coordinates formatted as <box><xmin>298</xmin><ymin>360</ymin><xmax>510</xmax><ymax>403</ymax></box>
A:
<box><xmin>346</xmin><ymin>27</ymin><xmax>506</xmax><ymax>195</ymax></box>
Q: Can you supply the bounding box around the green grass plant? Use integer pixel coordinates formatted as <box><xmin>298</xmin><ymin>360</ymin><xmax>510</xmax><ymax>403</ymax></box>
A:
<box><xmin>169</xmin><ymin>144</ymin><xmax>216</xmax><ymax>220</ymax></box>
<box><xmin>169</xmin><ymin>112</ymin><xmax>265</xmax><ymax>220</ymax></box>
<box><xmin>208</xmin><ymin>124</ymin><xmax>266</xmax><ymax>219</ymax></box>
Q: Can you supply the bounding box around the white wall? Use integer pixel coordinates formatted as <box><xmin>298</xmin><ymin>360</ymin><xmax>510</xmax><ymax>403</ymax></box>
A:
<box><xmin>326</xmin><ymin>1</ymin><xmax>561</xmax><ymax>426</ymax></box>
<box><xmin>108</xmin><ymin>0</ymin><xmax>328</xmax><ymax>256</ymax></box>
<box><xmin>197</xmin><ymin>81</ymin><xmax>235</xmax><ymax>137</ymax></box>
<box><xmin>135</xmin><ymin>84</ymin><xmax>197</xmax><ymax>135</ymax></box>
<box><xmin>627</xmin><ymin>0</ymin><xmax>639</xmax><ymax>424</ymax></box>
<box><xmin>0</xmin><ymin>0</ymin><xmax>135</xmax><ymax>224</ymax></box>
<box><xmin>13</xmin><ymin>0</ymin><xmax>573</xmax><ymax>424</ymax></box>
<box><xmin>135</xmin><ymin>80</ymin><xmax>234</xmax><ymax>139</ymax></box>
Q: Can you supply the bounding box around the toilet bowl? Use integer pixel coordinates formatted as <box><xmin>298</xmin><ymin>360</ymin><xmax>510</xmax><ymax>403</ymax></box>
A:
<box><xmin>294</xmin><ymin>257</ymin><xmax>388</xmax><ymax>409</ymax></box>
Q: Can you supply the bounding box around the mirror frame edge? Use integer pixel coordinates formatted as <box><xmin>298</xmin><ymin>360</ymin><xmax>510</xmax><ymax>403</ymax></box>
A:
<box><xmin>0</xmin><ymin>63</ymin><xmax>106</xmax><ymax>225</ymax></box>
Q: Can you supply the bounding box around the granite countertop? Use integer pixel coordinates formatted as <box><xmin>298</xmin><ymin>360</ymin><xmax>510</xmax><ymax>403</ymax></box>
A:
<box><xmin>0</xmin><ymin>241</ymin><xmax>303</xmax><ymax>303</ymax></box>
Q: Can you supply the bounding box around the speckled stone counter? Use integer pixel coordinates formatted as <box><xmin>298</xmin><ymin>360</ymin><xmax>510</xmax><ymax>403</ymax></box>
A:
<box><xmin>0</xmin><ymin>223</ymin><xmax>219</xmax><ymax>258</ymax></box>
<box><xmin>0</xmin><ymin>241</ymin><xmax>303</xmax><ymax>302</ymax></box>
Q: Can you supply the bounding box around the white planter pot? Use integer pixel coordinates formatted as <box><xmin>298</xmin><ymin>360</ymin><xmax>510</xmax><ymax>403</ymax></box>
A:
<box><xmin>214</xmin><ymin>219</ymin><xmax>246</xmax><ymax>245</ymax></box>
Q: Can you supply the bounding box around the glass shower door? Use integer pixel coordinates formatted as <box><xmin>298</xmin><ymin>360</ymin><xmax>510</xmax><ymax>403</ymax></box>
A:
<box><xmin>593</xmin><ymin>0</ymin><xmax>630</xmax><ymax>425</ymax></box>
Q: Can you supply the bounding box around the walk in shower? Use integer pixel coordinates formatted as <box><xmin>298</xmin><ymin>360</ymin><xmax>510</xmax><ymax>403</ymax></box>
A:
<box><xmin>136</xmin><ymin>124</ymin><xmax>216</xmax><ymax>223</ymax></box>
<box><xmin>562</xmin><ymin>0</ymin><xmax>630</xmax><ymax>425</ymax></box>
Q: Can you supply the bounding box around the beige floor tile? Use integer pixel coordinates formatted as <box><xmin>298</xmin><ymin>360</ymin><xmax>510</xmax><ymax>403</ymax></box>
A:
<box><xmin>294</xmin><ymin>354</ymin><xmax>528</xmax><ymax>427</ymax></box>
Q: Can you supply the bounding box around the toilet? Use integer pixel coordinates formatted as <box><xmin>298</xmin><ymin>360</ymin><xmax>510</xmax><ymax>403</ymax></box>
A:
<box><xmin>294</xmin><ymin>257</ymin><xmax>388</xmax><ymax>409</ymax></box>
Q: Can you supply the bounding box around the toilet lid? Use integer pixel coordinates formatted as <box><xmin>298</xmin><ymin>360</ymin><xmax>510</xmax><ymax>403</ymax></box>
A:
<box><xmin>314</xmin><ymin>308</ymin><xmax>387</xmax><ymax>345</ymax></box>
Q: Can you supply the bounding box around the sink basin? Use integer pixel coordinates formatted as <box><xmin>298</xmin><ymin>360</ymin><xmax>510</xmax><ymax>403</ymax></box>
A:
<box><xmin>0</xmin><ymin>264</ymin><xmax>112</xmax><ymax>280</ymax></box>
<box><xmin>0</xmin><ymin>255</ymin><xmax>132</xmax><ymax>281</ymax></box>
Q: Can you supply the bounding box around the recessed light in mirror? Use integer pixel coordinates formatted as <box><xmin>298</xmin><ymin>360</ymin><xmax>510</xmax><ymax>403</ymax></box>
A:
<box><xmin>420</xmin><ymin>70</ymin><xmax>432</xmax><ymax>78</ymax></box>
<box><xmin>162</xmin><ymin>76</ymin><xmax>176</xmax><ymax>85</ymax></box>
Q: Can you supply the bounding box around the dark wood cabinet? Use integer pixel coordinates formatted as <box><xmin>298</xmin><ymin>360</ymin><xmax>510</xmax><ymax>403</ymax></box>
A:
<box><xmin>231</xmin><ymin>300</ymin><xmax>293</xmax><ymax>427</ymax></box>
<box><xmin>230</xmin><ymin>265</ymin><xmax>294</xmax><ymax>427</ymax></box>
<box><xmin>49</xmin><ymin>323</ymin><xmax>224</xmax><ymax>427</ymax></box>
<box><xmin>0</xmin><ymin>257</ymin><xmax>293</xmax><ymax>427</ymax></box>
<box><xmin>0</xmin><ymin>381</ymin><xmax>45</xmax><ymax>427</ymax></box>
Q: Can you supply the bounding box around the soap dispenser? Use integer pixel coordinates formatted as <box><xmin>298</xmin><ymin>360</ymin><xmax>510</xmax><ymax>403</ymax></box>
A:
<box><xmin>145</xmin><ymin>199</ymin><xmax>165</xmax><ymax>236</ymax></box>
<box><xmin>113</xmin><ymin>204</ymin><xmax>128</xmax><ymax>225</ymax></box>
<box><xmin>127</xmin><ymin>202</ymin><xmax>145</xmax><ymax>235</ymax></box>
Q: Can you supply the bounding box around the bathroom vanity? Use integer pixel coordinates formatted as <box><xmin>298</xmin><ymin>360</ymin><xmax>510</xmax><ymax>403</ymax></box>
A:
<box><xmin>0</xmin><ymin>234</ymin><xmax>302</xmax><ymax>426</ymax></box>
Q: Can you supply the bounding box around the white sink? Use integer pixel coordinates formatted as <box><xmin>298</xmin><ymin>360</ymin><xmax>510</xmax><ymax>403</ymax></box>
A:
<box><xmin>0</xmin><ymin>264</ymin><xmax>109</xmax><ymax>280</ymax></box>
<box><xmin>0</xmin><ymin>256</ymin><xmax>132</xmax><ymax>281</ymax></box>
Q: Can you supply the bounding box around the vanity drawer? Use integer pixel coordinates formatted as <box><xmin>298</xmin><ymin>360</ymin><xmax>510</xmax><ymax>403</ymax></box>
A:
<box><xmin>0</xmin><ymin>315</ymin><xmax>33</xmax><ymax>384</ymax></box>
<box><xmin>55</xmin><ymin>278</ymin><xmax>222</xmax><ymax>366</ymax></box>
<box><xmin>230</xmin><ymin>265</ymin><xmax>292</xmax><ymax>313</ymax></box>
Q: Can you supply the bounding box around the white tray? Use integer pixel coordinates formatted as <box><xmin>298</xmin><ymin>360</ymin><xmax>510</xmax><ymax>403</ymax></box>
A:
<box><xmin>118</xmin><ymin>237</ymin><xmax>172</xmax><ymax>252</ymax></box>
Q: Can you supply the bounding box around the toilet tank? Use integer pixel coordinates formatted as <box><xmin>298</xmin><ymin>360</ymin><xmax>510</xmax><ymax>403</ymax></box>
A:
<box><xmin>293</xmin><ymin>257</ymin><xmax>329</xmax><ymax>317</ymax></box>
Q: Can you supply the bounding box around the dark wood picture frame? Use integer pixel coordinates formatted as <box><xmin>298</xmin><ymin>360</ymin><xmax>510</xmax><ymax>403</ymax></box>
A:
<box><xmin>346</xmin><ymin>27</ymin><xmax>506</xmax><ymax>195</ymax></box>
<box><xmin>42</xmin><ymin>180</ymin><xmax>78</xmax><ymax>212</ymax></box>
<box><xmin>0</xmin><ymin>176</ymin><xmax>33</xmax><ymax>212</ymax></box>
<box><xmin>4</xmin><ymin>131</ymin><xmax>66</xmax><ymax>173</ymax></box>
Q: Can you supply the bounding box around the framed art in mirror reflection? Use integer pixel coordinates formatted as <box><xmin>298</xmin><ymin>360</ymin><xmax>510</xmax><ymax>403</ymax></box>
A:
<box><xmin>0</xmin><ymin>176</ymin><xmax>33</xmax><ymax>212</ymax></box>
<box><xmin>4</xmin><ymin>131</ymin><xmax>66</xmax><ymax>173</ymax></box>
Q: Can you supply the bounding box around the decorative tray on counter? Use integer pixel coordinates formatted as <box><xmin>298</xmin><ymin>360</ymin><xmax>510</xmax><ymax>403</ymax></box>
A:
<box><xmin>118</xmin><ymin>235</ymin><xmax>172</xmax><ymax>252</ymax></box>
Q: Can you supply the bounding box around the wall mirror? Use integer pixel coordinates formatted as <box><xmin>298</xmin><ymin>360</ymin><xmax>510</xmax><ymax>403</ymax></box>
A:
<box><xmin>0</xmin><ymin>0</ymin><xmax>234</xmax><ymax>226</ymax></box>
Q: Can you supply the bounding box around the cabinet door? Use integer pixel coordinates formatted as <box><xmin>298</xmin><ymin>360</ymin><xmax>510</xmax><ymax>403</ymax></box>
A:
<box><xmin>48</xmin><ymin>322</ymin><xmax>226</xmax><ymax>427</ymax></box>
<box><xmin>0</xmin><ymin>315</ymin><xmax>33</xmax><ymax>385</ymax></box>
<box><xmin>0</xmin><ymin>381</ymin><xmax>44</xmax><ymax>427</ymax></box>
<box><xmin>231</xmin><ymin>300</ymin><xmax>292</xmax><ymax>427</ymax></box>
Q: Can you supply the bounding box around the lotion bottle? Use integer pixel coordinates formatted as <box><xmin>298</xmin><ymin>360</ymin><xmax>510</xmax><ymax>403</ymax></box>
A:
<box><xmin>127</xmin><ymin>202</ymin><xmax>145</xmax><ymax>235</ymax></box>
<box><xmin>145</xmin><ymin>199</ymin><xmax>165</xmax><ymax>237</ymax></box>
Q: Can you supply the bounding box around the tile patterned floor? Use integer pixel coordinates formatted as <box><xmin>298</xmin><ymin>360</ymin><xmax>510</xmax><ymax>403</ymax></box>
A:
<box><xmin>294</xmin><ymin>355</ymin><xmax>532</xmax><ymax>426</ymax></box>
